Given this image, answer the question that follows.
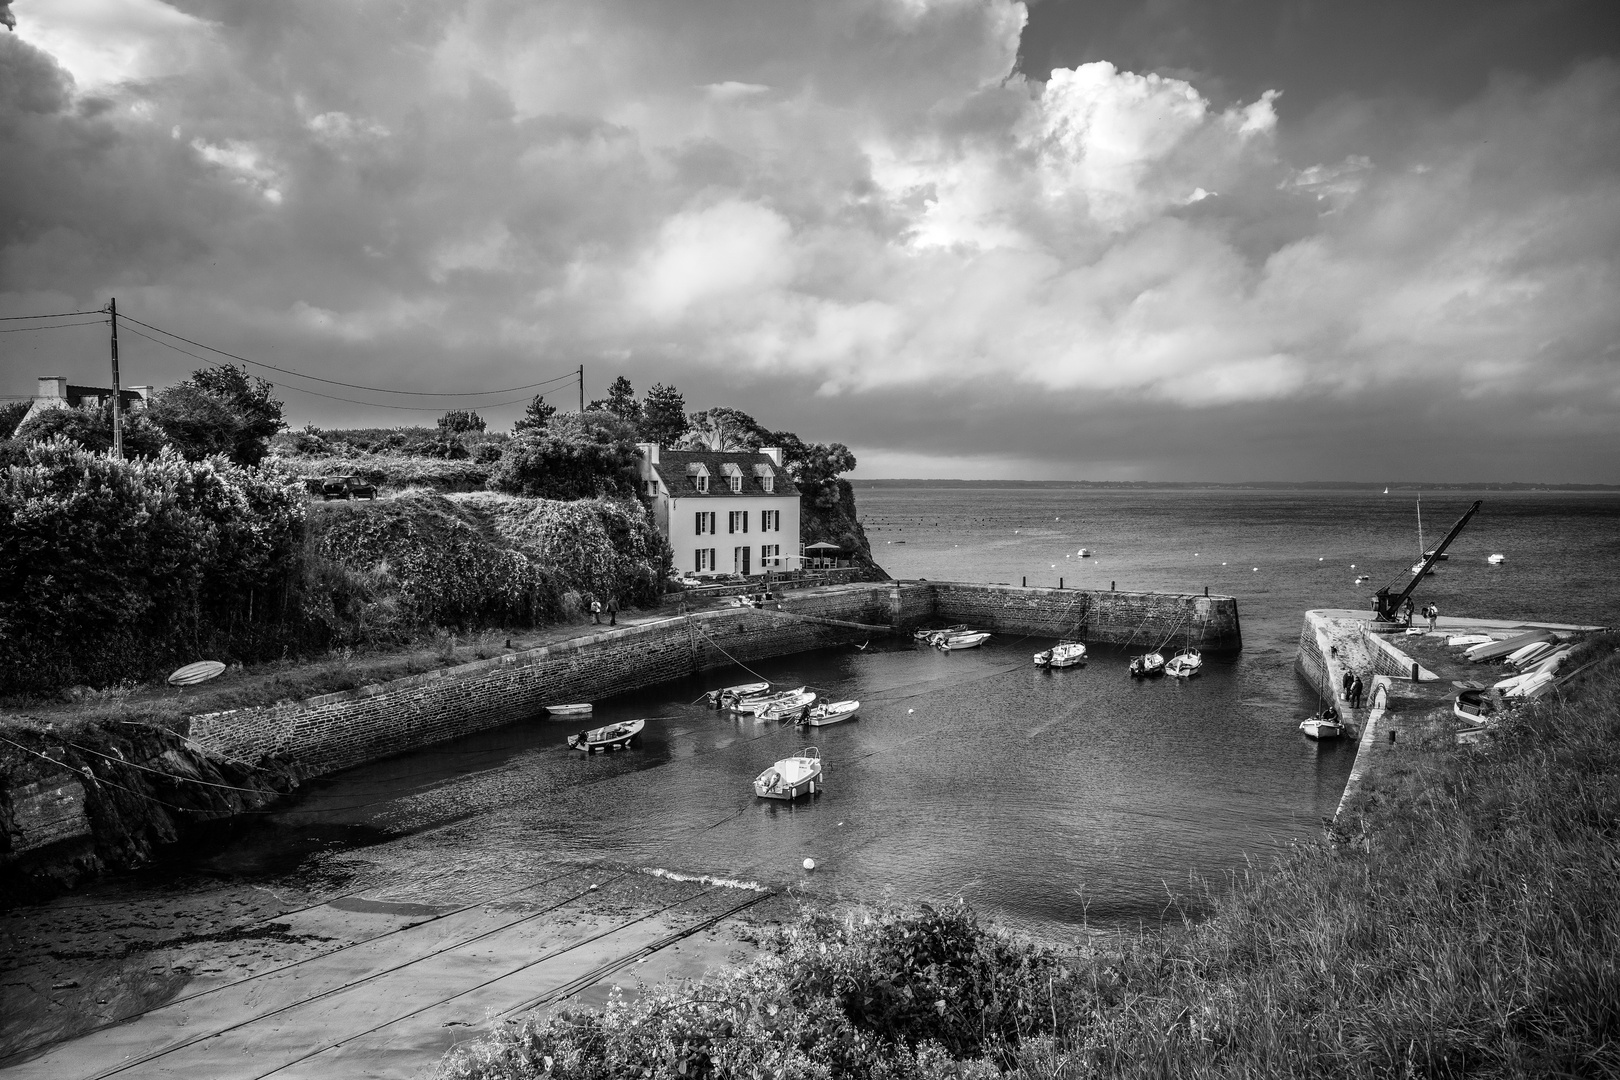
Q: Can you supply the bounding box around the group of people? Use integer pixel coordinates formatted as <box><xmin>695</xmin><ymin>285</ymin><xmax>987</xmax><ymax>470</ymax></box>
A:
<box><xmin>1399</xmin><ymin>597</ymin><xmax>1441</xmax><ymax>630</ymax></box>
<box><xmin>589</xmin><ymin>596</ymin><xmax>618</xmax><ymax>625</ymax></box>
<box><xmin>1341</xmin><ymin>669</ymin><xmax>1366</xmax><ymax>708</ymax></box>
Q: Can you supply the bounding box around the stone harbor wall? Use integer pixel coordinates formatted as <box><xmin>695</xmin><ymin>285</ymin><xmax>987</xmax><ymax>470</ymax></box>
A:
<box><xmin>189</xmin><ymin>580</ymin><xmax>1243</xmax><ymax>780</ymax></box>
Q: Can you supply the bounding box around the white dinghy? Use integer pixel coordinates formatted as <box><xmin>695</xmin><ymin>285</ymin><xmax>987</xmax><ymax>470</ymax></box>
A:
<box><xmin>753</xmin><ymin>747</ymin><xmax>823</xmax><ymax>800</ymax></box>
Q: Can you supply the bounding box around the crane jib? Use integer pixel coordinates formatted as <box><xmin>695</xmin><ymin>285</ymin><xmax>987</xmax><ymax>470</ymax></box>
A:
<box><xmin>1375</xmin><ymin>499</ymin><xmax>1483</xmax><ymax>622</ymax></box>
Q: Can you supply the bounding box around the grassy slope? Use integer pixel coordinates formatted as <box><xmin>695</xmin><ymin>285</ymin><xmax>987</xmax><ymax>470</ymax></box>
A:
<box><xmin>439</xmin><ymin>638</ymin><xmax>1620</xmax><ymax>1080</ymax></box>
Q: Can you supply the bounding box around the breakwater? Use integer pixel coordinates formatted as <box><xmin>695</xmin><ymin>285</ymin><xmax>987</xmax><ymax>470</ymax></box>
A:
<box><xmin>185</xmin><ymin>581</ymin><xmax>1239</xmax><ymax>780</ymax></box>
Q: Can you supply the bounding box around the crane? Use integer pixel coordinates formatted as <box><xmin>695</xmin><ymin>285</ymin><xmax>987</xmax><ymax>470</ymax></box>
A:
<box><xmin>1373</xmin><ymin>499</ymin><xmax>1482</xmax><ymax>623</ymax></box>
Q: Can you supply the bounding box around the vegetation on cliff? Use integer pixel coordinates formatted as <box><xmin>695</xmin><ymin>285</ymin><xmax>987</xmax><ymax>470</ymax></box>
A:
<box><xmin>441</xmin><ymin>639</ymin><xmax>1620</xmax><ymax>1079</ymax></box>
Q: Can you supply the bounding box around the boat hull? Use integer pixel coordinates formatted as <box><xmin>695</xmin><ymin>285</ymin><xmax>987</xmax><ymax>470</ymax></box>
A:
<box><xmin>545</xmin><ymin>703</ymin><xmax>593</xmax><ymax>717</ymax></box>
<box><xmin>1299</xmin><ymin>719</ymin><xmax>1344</xmax><ymax>740</ymax></box>
<box><xmin>753</xmin><ymin>749</ymin><xmax>823</xmax><ymax>800</ymax></box>
<box><xmin>567</xmin><ymin>718</ymin><xmax>646</xmax><ymax>752</ymax></box>
<box><xmin>801</xmin><ymin>701</ymin><xmax>860</xmax><ymax>726</ymax></box>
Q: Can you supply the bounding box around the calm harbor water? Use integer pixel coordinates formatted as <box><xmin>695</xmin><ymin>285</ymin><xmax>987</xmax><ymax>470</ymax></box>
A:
<box><xmin>168</xmin><ymin>489</ymin><xmax>1620</xmax><ymax>936</ymax></box>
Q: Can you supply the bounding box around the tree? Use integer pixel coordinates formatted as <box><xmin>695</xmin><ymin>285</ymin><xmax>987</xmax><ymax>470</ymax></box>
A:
<box><xmin>0</xmin><ymin>400</ymin><xmax>29</xmax><ymax>439</ymax></box>
<box><xmin>638</xmin><ymin>383</ymin><xmax>688</xmax><ymax>446</ymax></box>
<box><xmin>147</xmin><ymin>364</ymin><xmax>284</xmax><ymax>465</ymax></box>
<box><xmin>437</xmin><ymin>409</ymin><xmax>486</xmax><ymax>434</ymax></box>
<box><xmin>679</xmin><ymin>407</ymin><xmax>767</xmax><ymax>452</ymax></box>
<box><xmin>588</xmin><ymin>376</ymin><xmax>641</xmax><ymax>424</ymax></box>
<box><xmin>488</xmin><ymin>411</ymin><xmax>642</xmax><ymax>500</ymax></box>
<box><xmin>513</xmin><ymin>394</ymin><xmax>557</xmax><ymax>434</ymax></box>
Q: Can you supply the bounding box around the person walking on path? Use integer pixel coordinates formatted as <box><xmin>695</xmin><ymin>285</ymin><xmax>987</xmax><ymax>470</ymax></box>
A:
<box><xmin>1349</xmin><ymin>674</ymin><xmax>1365</xmax><ymax>709</ymax></box>
<box><xmin>608</xmin><ymin>596</ymin><xmax>618</xmax><ymax>626</ymax></box>
<box><xmin>1427</xmin><ymin>603</ymin><xmax>1439</xmax><ymax>631</ymax></box>
<box><xmin>590</xmin><ymin>597</ymin><xmax>602</xmax><ymax>624</ymax></box>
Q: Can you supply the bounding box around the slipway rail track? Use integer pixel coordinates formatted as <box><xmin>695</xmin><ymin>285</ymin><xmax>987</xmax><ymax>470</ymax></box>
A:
<box><xmin>0</xmin><ymin>874</ymin><xmax>770</xmax><ymax>1080</ymax></box>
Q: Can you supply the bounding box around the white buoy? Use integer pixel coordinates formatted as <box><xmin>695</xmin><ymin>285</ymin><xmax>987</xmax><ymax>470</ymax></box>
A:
<box><xmin>908</xmin><ymin>708</ymin><xmax>915</xmax><ymax>714</ymax></box>
<box><xmin>803</xmin><ymin>858</ymin><xmax>816</xmax><ymax>871</ymax></box>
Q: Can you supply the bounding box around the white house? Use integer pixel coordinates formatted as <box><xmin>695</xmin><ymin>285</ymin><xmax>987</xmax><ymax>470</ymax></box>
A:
<box><xmin>637</xmin><ymin>443</ymin><xmax>800</xmax><ymax>577</ymax></box>
<box><xmin>22</xmin><ymin>376</ymin><xmax>153</xmax><ymax>427</ymax></box>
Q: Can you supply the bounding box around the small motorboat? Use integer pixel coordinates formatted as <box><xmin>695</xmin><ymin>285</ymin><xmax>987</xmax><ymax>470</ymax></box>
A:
<box><xmin>567</xmin><ymin>718</ymin><xmax>645</xmax><ymax>753</ymax></box>
<box><xmin>709</xmin><ymin>682</ymin><xmax>771</xmax><ymax>708</ymax></box>
<box><xmin>915</xmin><ymin>624</ymin><xmax>968</xmax><ymax>643</ymax></box>
<box><xmin>1164</xmin><ymin>649</ymin><xmax>1203</xmax><ymax>678</ymax></box>
<box><xmin>1487</xmin><ymin>553</ymin><xmax>1506</xmax><ymax>565</ymax></box>
<box><xmin>1077</xmin><ymin>548</ymin><xmax>1091</xmax><ymax>557</ymax></box>
<box><xmin>1300</xmin><ymin>708</ymin><xmax>1343</xmax><ymax>740</ymax></box>
<box><xmin>1034</xmin><ymin>641</ymin><xmax>1087</xmax><ymax>667</ymax></box>
<box><xmin>1129</xmin><ymin>652</ymin><xmax>1166</xmax><ymax>678</ymax></box>
<box><xmin>545</xmin><ymin>703</ymin><xmax>593</xmax><ymax>717</ymax></box>
<box><xmin>734</xmin><ymin>687</ymin><xmax>811</xmax><ymax>717</ymax></box>
<box><xmin>936</xmin><ymin>631</ymin><xmax>991</xmax><ymax>651</ymax></box>
<box><xmin>1354</xmin><ymin>574</ymin><xmax>1370</xmax><ymax>584</ymax></box>
<box><xmin>753</xmin><ymin>747</ymin><xmax>823</xmax><ymax>800</ymax></box>
<box><xmin>757</xmin><ymin>689</ymin><xmax>819</xmax><ymax>721</ymax></box>
<box><xmin>800</xmin><ymin>700</ymin><xmax>860</xmax><ymax>726</ymax></box>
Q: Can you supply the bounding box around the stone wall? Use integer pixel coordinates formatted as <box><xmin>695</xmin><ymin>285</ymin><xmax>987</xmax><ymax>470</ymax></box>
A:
<box><xmin>188</xmin><ymin>580</ymin><xmax>1242</xmax><ymax>780</ymax></box>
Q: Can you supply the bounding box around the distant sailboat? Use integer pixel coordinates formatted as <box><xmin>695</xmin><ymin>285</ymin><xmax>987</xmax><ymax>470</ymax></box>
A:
<box><xmin>1383</xmin><ymin>487</ymin><xmax>1389</xmax><ymax>494</ymax></box>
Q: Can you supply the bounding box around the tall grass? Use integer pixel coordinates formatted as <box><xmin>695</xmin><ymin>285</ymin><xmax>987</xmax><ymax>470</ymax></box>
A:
<box><xmin>439</xmin><ymin>638</ymin><xmax>1620</xmax><ymax>1079</ymax></box>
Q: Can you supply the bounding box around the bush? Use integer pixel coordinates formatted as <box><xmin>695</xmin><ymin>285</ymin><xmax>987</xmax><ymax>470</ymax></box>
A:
<box><xmin>460</xmin><ymin>493</ymin><xmax>669</xmax><ymax>607</ymax></box>
<box><xmin>487</xmin><ymin>412</ymin><xmax>641</xmax><ymax>501</ymax></box>
<box><xmin>14</xmin><ymin>402</ymin><xmax>168</xmax><ymax>459</ymax></box>
<box><xmin>144</xmin><ymin>364</ymin><xmax>284</xmax><ymax>466</ymax></box>
<box><xmin>0</xmin><ymin>440</ymin><xmax>305</xmax><ymax>692</ymax></box>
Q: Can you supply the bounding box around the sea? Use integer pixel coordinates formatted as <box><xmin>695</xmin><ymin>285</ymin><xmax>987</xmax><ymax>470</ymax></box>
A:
<box><xmin>148</xmin><ymin>489</ymin><xmax>1620</xmax><ymax>936</ymax></box>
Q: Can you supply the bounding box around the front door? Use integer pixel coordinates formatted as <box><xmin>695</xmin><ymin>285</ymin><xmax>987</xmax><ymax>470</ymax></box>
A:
<box><xmin>735</xmin><ymin>545</ymin><xmax>750</xmax><ymax>575</ymax></box>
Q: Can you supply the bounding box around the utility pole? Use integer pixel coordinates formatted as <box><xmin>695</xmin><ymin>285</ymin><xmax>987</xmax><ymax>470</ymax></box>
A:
<box><xmin>108</xmin><ymin>297</ymin><xmax>122</xmax><ymax>459</ymax></box>
<box><xmin>578</xmin><ymin>363</ymin><xmax>585</xmax><ymax>412</ymax></box>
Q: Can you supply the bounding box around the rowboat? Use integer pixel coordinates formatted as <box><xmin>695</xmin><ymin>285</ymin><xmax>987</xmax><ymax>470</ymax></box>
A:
<box><xmin>734</xmin><ymin>687</ymin><xmax>812</xmax><ymax>717</ymax></box>
<box><xmin>757</xmin><ymin>689</ymin><xmax>819</xmax><ymax>721</ymax></box>
<box><xmin>545</xmin><ymin>703</ymin><xmax>593</xmax><ymax>717</ymax></box>
<box><xmin>1299</xmin><ymin>710</ymin><xmax>1344</xmax><ymax>740</ymax></box>
<box><xmin>708</xmin><ymin>682</ymin><xmax>771</xmax><ymax>708</ymax></box>
<box><xmin>753</xmin><ymin>747</ymin><xmax>823</xmax><ymax>800</ymax></box>
<box><xmin>914</xmin><ymin>624</ymin><xmax>968</xmax><ymax>643</ymax></box>
<box><xmin>1035</xmin><ymin>641</ymin><xmax>1087</xmax><ymax>668</ymax></box>
<box><xmin>800</xmin><ymin>700</ymin><xmax>860</xmax><ymax>726</ymax></box>
<box><xmin>1129</xmin><ymin>652</ymin><xmax>1166</xmax><ymax>678</ymax></box>
<box><xmin>936</xmin><ymin>631</ymin><xmax>990</xmax><ymax>651</ymax></box>
<box><xmin>168</xmin><ymin>660</ymin><xmax>226</xmax><ymax>686</ymax></box>
<box><xmin>566</xmin><ymin>718</ymin><xmax>645</xmax><ymax>753</ymax></box>
<box><xmin>1454</xmin><ymin>688</ymin><xmax>1498</xmax><ymax>724</ymax></box>
<box><xmin>1164</xmin><ymin>649</ymin><xmax>1202</xmax><ymax>678</ymax></box>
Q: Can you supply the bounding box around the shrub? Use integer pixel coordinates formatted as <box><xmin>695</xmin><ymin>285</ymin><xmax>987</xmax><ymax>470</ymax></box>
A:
<box><xmin>487</xmin><ymin>412</ymin><xmax>641</xmax><ymax>501</ymax></box>
<box><xmin>459</xmin><ymin>493</ymin><xmax>669</xmax><ymax>607</ymax></box>
<box><xmin>14</xmin><ymin>402</ymin><xmax>168</xmax><ymax>459</ymax></box>
<box><xmin>144</xmin><ymin>364</ymin><xmax>285</xmax><ymax>466</ymax></box>
<box><xmin>0</xmin><ymin>440</ymin><xmax>305</xmax><ymax>692</ymax></box>
<box><xmin>438</xmin><ymin>409</ymin><xmax>487</xmax><ymax>434</ymax></box>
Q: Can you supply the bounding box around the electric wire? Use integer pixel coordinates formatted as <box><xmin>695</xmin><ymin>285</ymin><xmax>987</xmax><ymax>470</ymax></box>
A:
<box><xmin>0</xmin><ymin>317</ymin><xmax>107</xmax><ymax>333</ymax></box>
<box><xmin>119</xmin><ymin>313</ymin><xmax>578</xmax><ymax>398</ymax></box>
<box><xmin>0</xmin><ymin>308</ymin><xmax>105</xmax><ymax>321</ymax></box>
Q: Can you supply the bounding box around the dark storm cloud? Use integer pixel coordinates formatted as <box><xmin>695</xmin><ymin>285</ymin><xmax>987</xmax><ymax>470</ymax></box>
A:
<box><xmin>1</xmin><ymin>1</ymin><xmax>1617</xmax><ymax>480</ymax></box>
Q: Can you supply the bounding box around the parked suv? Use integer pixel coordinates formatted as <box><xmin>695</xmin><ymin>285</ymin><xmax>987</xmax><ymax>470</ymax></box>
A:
<box><xmin>305</xmin><ymin>474</ymin><xmax>377</xmax><ymax>500</ymax></box>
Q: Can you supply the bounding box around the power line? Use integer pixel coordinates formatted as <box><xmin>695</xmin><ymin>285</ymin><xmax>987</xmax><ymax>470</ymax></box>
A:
<box><xmin>0</xmin><ymin>316</ymin><xmax>107</xmax><ymax>333</ymax></box>
<box><xmin>119</xmin><ymin>313</ymin><xmax>577</xmax><ymax>398</ymax></box>
<box><xmin>117</xmin><ymin>324</ymin><xmax>564</xmax><ymax>412</ymax></box>
<box><xmin>0</xmin><ymin>308</ymin><xmax>106</xmax><ymax>321</ymax></box>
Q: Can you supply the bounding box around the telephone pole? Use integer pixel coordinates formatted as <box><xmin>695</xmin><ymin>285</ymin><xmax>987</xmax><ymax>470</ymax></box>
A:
<box><xmin>578</xmin><ymin>363</ymin><xmax>584</xmax><ymax>412</ymax></box>
<box><xmin>109</xmin><ymin>297</ymin><xmax>122</xmax><ymax>459</ymax></box>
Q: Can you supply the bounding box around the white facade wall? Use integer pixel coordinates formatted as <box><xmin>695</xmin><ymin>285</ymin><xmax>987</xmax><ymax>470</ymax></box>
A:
<box><xmin>665</xmin><ymin>494</ymin><xmax>800</xmax><ymax>576</ymax></box>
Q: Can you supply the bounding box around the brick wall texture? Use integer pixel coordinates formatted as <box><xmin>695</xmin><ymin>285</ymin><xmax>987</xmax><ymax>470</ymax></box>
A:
<box><xmin>191</xmin><ymin>581</ymin><xmax>1241</xmax><ymax>779</ymax></box>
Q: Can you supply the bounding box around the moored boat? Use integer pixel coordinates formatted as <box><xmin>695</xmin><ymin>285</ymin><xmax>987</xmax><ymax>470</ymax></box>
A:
<box><xmin>1299</xmin><ymin>709</ymin><xmax>1344</xmax><ymax>740</ymax></box>
<box><xmin>734</xmin><ymin>686</ymin><xmax>811</xmax><ymax>717</ymax></box>
<box><xmin>1487</xmin><ymin>553</ymin><xmax>1506</xmax><ymax>564</ymax></box>
<box><xmin>1129</xmin><ymin>651</ymin><xmax>1166</xmax><ymax>677</ymax></box>
<box><xmin>800</xmin><ymin>700</ymin><xmax>860</xmax><ymax>726</ymax></box>
<box><xmin>545</xmin><ymin>703</ymin><xmax>593</xmax><ymax>717</ymax></box>
<box><xmin>914</xmin><ymin>624</ymin><xmax>968</xmax><ymax>643</ymax></box>
<box><xmin>1164</xmin><ymin>649</ymin><xmax>1202</xmax><ymax>677</ymax></box>
<box><xmin>753</xmin><ymin>747</ymin><xmax>823</xmax><ymax>800</ymax></box>
<box><xmin>936</xmin><ymin>631</ymin><xmax>991</xmax><ymax>650</ymax></box>
<box><xmin>566</xmin><ymin>718</ymin><xmax>645</xmax><ymax>753</ymax></box>
<box><xmin>708</xmin><ymin>682</ymin><xmax>771</xmax><ymax>708</ymax></box>
<box><xmin>757</xmin><ymin>689</ymin><xmax>819</xmax><ymax>721</ymax></box>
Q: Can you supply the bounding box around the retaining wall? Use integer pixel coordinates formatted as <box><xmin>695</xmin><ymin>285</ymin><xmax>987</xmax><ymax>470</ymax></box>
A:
<box><xmin>190</xmin><ymin>580</ymin><xmax>1242</xmax><ymax>780</ymax></box>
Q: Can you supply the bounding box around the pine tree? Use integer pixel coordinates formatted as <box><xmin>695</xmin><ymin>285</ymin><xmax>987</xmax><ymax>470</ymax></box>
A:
<box><xmin>588</xmin><ymin>376</ymin><xmax>641</xmax><ymax>423</ymax></box>
<box><xmin>514</xmin><ymin>394</ymin><xmax>557</xmax><ymax>434</ymax></box>
<box><xmin>638</xmin><ymin>383</ymin><xmax>688</xmax><ymax>446</ymax></box>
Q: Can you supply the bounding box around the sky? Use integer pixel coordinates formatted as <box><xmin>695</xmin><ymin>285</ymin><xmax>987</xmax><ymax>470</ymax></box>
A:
<box><xmin>1</xmin><ymin>0</ymin><xmax>1618</xmax><ymax>482</ymax></box>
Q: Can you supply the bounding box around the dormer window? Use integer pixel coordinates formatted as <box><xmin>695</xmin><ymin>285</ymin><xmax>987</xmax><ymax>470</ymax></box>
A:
<box><xmin>687</xmin><ymin>462</ymin><xmax>710</xmax><ymax>492</ymax></box>
<box><xmin>752</xmin><ymin>462</ymin><xmax>776</xmax><ymax>492</ymax></box>
<box><xmin>697</xmin><ymin>474</ymin><xmax>709</xmax><ymax>493</ymax></box>
<box><xmin>721</xmin><ymin>462</ymin><xmax>744</xmax><ymax>492</ymax></box>
<box><xmin>729</xmin><ymin>473</ymin><xmax>742</xmax><ymax>493</ymax></box>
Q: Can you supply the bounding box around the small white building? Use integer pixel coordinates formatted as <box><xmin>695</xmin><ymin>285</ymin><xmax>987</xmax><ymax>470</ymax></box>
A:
<box><xmin>22</xmin><ymin>376</ymin><xmax>153</xmax><ymax>427</ymax></box>
<box><xmin>637</xmin><ymin>443</ymin><xmax>800</xmax><ymax>577</ymax></box>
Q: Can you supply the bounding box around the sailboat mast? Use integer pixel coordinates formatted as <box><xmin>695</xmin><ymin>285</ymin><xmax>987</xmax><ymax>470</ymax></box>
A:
<box><xmin>1417</xmin><ymin>497</ymin><xmax>1424</xmax><ymax>555</ymax></box>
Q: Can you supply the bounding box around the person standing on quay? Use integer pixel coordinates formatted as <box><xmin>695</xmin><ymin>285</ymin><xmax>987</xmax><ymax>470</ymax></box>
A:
<box><xmin>1350</xmin><ymin>674</ymin><xmax>1365</xmax><ymax>709</ymax></box>
<box><xmin>1341</xmin><ymin>668</ymin><xmax>1355</xmax><ymax>701</ymax></box>
<box><xmin>590</xmin><ymin>597</ymin><xmax>602</xmax><ymax>624</ymax></box>
<box><xmin>1427</xmin><ymin>603</ymin><xmax>1439</xmax><ymax>631</ymax></box>
<box><xmin>608</xmin><ymin>596</ymin><xmax>618</xmax><ymax>626</ymax></box>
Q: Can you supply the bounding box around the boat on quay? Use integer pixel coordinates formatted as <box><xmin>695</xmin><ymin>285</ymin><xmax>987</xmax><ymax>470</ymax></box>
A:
<box><xmin>566</xmin><ymin>718</ymin><xmax>645</xmax><ymax>753</ymax></box>
<box><xmin>1164</xmin><ymin>649</ymin><xmax>1203</xmax><ymax>677</ymax></box>
<box><xmin>1034</xmin><ymin>641</ymin><xmax>1087</xmax><ymax>668</ymax></box>
<box><xmin>799</xmin><ymin>700</ymin><xmax>860</xmax><ymax>726</ymax></box>
<box><xmin>753</xmin><ymin>747</ymin><xmax>823</xmax><ymax>800</ymax></box>
<box><xmin>1454</xmin><ymin>687</ymin><xmax>1500</xmax><ymax>724</ymax></box>
<box><xmin>1129</xmin><ymin>651</ymin><xmax>1166</xmax><ymax>677</ymax></box>
<box><xmin>936</xmin><ymin>631</ymin><xmax>991</xmax><ymax>651</ymax></box>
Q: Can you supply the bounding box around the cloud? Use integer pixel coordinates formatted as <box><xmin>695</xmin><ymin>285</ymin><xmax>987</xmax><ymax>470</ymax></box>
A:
<box><xmin>1</xmin><ymin>1</ymin><xmax>1616</xmax><ymax>479</ymax></box>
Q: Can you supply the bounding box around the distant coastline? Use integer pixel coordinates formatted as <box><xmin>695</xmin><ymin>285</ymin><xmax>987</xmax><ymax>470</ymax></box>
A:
<box><xmin>850</xmin><ymin>479</ymin><xmax>1620</xmax><ymax>491</ymax></box>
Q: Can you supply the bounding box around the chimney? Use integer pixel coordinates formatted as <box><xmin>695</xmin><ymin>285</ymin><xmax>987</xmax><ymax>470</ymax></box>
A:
<box><xmin>761</xmin><ymin>446</ymin><xmax>783</xmax><ymax>466</ymax></box>
<box><xmin>37</xmin><ymin>376</ymin><xmax>67</xmax><ymax>401</ymax></box>
<box><xmin>637</xmin><ymin>442</ymin><xmax>659</xmax><ymax>464</ymax></box>
<box><xmin>130</xmin><ymin>385</ymin><xmax>153</xmax><ymax>403</ymax></box>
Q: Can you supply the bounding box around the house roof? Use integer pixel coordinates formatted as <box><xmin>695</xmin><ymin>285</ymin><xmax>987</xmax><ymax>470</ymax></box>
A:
<box><xmin>653</xmin><ymin>450</ymin><xmax>797</xmax><ymax>499</ymax></box>
<box><xmin>64</xmin><ymin>384</ymin><xmax>147</xmax><ymax>404</ymax></box>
